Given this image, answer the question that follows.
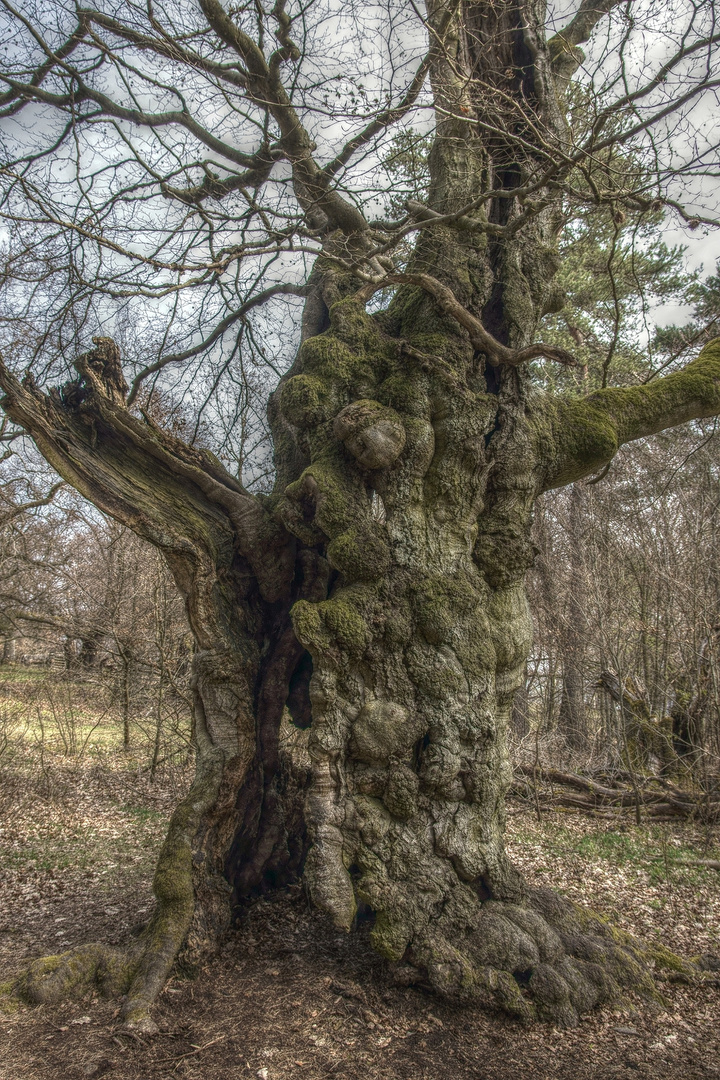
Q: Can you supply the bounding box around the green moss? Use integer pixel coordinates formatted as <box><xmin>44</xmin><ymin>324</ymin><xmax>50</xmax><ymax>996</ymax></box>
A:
<box><xmin>328</xmin><ymin>297</ymin><xmax>386</xmax><ymax>353</ymax></box>
<box><xmin>326</xmin><ymin>523</ymin><xmax>391</xmax><ymax>581</ymax></box>
<box><xmin>650</xmin><ymin>943</ymin><xmax>694</xmax><ymax>975</ymax></box>
<box><xmin>543</xmin><ymin>338</ymin><xmax>720</xmax><ymax>490</ymax></box>
<box><xmin>297</xmin><ymin>327</ymin><xmax>383</xmax><ymax>398</ymax></box>
<box><xmin>15</xmin><ymin>944</ymin><xmax>133</xmax><ymax>1006</ymax></box>
<box><xmin>371</xmin><ymin>910</ymin><xmax>412</xmax><ymax>961</ymax></box>
<box><xmin>291</xmin><ymin>598</ymin><xmax>328</xmax><ymax>652</ymax></box>
<box><xmin>378</xmin><ymin>373</ymin><xmax>430</xmax><ymax>417</ymax></box>
<box><xmin>279</xmin><ymin>374</ymin><xmax>334</xmax><ymax>427</ymax></box>
<box><xmin>386</xmin><ymin>285</ymin><xmax>465</xmax><ymax>347</ymax></box>
<box><xmin>292</xmin><ymin>594</ymin><xmax>370</xmax><ymax>657</ymax></box>
<box><xmin>322</xmin><ymin>597</ymin><xmax>370</xmax><ymax>656</ymax></box>
<box><xmin>293</xmin><ymin>454</ymin><xmax>365</xmax><ymax>539</ymax></box>
<box><xmin>283</xmin><ymin>458</ymin><xmax>359</xmax><ymax>543</ymax></box>
<box><xmin>0</xmin><ymin>981</ymin><xmax>19</xmax><ymax>1014</ymax></box>
<box><xmin>555</xmin><ymin>399</ymin><xmax>620</xmax><ymax>472</ymax></box>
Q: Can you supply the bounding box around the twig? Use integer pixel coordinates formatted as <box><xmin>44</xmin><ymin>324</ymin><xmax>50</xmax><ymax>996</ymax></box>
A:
<box><xmin>154</xmin><ymin>1034</ymin><xmax>229</xmax><ymax>1067</ymax></box>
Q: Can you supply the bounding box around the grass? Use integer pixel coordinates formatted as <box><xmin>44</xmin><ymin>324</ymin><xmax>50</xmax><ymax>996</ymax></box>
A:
<box><xmin>0</xmin><ymin>665</ymin><xmax>52</xmax><ymax>684</ymax></box>
<box><xmin>0</xmin><ymin>666</ymin><xmax>192</xmax><ymax>892</ymax></box>
<box><xmin>511</xmin><ymin>817</ymin><xmax>719</xmax><ymax>883</ymax></box>
<box><xmin>0</xmin><ymin>666</ymin><xmax>191</xmax><ymax>761</ymax></box>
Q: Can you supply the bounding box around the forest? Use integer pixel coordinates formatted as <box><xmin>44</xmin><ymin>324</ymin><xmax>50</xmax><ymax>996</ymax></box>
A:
<box><xmin>0</xmin><ymin>0</ymin><xmax>719</xmax><ymax>1077</ymax></box>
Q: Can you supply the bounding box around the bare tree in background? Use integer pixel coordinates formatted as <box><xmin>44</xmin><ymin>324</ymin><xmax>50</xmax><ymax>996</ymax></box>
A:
<box><xmin>0</xmin><ymin>0</ymin><xmax>720</xmax><ymax>1030</ymax></box>
<box><xmin>530</xmin><ymin>417</ymin><xmax>720</xmax><ymax>774</ymax></box>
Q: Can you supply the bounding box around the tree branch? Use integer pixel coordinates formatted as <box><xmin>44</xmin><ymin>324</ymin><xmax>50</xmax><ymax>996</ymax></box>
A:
<box><xmin>540</xmin><ymin>338</ymin><xmax>720</xmax><ymax>491</ymax></box>
<box><xmin>0</xmin><ymin>339</ymin><xmax>293</xmax><ymax>606</ymax></box>
<box><xmin>198</xmin><ymin>0</ymin><xmax>368</xmax><ymax>234</ymax></box>
<box><xmin>0</xmin><ymin>481</ymin><xmax>65</xmax><ymax>527</ymax></box>
<box><xmin>548</xmin><ymin>0</ymin><xmax>626</xmax><ymax>86</ymax></box>
<box><xmin>355</xmin><ymin>273</ymin><xmax>576</xmax><ymax>368</ymax></box>
<box><xmin>126</xmin><ymin>282</ymin><xmax>310</xmax><ymax>404</ymax></box>
<box><xmin>321</xmin><ymin>52</ymin><xmax>431</xmax><ymax>180</ymax></box>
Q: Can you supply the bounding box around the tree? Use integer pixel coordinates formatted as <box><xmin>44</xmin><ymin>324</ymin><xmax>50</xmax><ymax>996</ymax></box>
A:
<box><xmin>1</xmin><ymin>0</ymin><xmax>719</xmax><ymax>1032</ymax></box>
<box><xmin>0</xmin><ymin>437</ymin><xmax>70</xmax><ymax>659</ymax></box>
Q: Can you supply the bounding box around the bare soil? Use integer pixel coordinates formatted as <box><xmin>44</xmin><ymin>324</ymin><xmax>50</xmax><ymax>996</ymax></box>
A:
<box><xmin>1</xmin><ymin>748</ymin><xmax>719</xmax><ymax>1080</ymax></box>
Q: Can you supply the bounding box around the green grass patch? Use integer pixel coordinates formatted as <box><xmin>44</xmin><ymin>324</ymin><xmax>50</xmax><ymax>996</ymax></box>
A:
<box><xmin>512</xmin><ymin>817</ymin><xmax>719</xmax><ymax>884</ymax></box>
<box><xmin>0</xmin><ymin>666</ymin><xmax>52</xmax><ymax>685</ymax></box>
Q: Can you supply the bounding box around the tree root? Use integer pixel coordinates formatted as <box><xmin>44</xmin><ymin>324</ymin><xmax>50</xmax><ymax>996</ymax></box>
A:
<box><xmin>13</xmin><ymin>743</ymin><xmax>228</xmax><ymax>1034</ymax></box>
<box><xmin>388</xmin><ymin>886</ymin><xmax>708</xmax><ymax>1026</ymax></box>
<box><xmin>13</xmin><ymin>922</ymin><xmax>183</xmax><ymax>1035</ymax></box>
<box><xmin>16</xmin><ymin>943</ymin><xmax>134</xmax><ymax>1009</ymax></box>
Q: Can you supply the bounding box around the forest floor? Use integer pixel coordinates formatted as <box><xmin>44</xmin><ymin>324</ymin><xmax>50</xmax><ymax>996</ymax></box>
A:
<box><xmin>1</xmin><ymin>670</ymin><xmax>719</xmax><ymax>1080</ymax></box>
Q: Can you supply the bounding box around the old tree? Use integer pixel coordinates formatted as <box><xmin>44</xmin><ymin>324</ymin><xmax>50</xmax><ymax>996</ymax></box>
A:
<box><xmin>1</xmin><ymin>0</ymin><xmax>719</xmax><ymax>1032</ymax></box>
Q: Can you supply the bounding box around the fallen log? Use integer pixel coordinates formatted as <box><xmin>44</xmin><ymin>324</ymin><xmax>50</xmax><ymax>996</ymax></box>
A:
<box><xmin>512</xmin><ymin>764</ymin><xmax>720</xmax><ymax>821</ymax></box>
<box><xmin>650</xmin><ymin>857</ymin><xmax>720</xmax><ymax>872</ymax></box>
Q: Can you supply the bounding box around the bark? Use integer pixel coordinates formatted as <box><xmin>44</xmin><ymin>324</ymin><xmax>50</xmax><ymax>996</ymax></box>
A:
<box><xmin>598</xmin><ymin>670</ymin><xmax>676</xmax><ymax>774</ymax></box>
<box><xmin>558</xmin><ymin>486</ymin><xmax>587</xmax><ymax>750</ymax></box>
<box><xmin>3</xmin><ymin>0</ymin><xmax>720</xmax><ymax>1032</ymax></box>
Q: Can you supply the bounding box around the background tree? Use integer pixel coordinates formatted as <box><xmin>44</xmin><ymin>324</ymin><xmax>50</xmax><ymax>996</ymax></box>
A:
<box><xmin>0</xmin><ymin>0</ymin><xmax>719</xmax><ymax>1032</ymax></box>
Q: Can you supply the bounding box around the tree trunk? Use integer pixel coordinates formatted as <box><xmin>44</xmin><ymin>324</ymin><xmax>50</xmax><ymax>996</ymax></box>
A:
<box><xmin>598</xmin><ymin>670</ymin><xmax>676</xmax><ymax>774</ymax></box>
<box><xmin>558</xmin><ymin>486</ymin><xmax>587</xmax><ymax>750</ymax></box>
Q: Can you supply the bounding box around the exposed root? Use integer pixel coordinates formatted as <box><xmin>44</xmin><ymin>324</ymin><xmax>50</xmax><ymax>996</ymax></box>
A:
<box><xmin>13</xmin><ymin>929</ymin><xmax>173</xmax><ymax>1035</ymax></box>
<box><xmin>16</xmin><ymin>943</ymin><xmax>134</xmax><ymax>1007</ymax></box>
<box><xmin>13</xmin><ymin>741</ymin><xmax>229</xmax><ymax>1035</ymax></box>
<box><xmin>390</xmin><ymin>886</ymin><xmax>706</xmax><ymax>1026</ymax></box>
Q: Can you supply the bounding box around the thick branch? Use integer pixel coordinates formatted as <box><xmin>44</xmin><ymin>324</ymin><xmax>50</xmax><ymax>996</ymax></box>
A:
<box><xmin>0</xmin><ymin>339</ymin><xmax>293</xmax><ymax>607</ymax></box>
<box><xmin>540</xmin><ymin>338</ymin><xmax>720</xmax><ymax>490</ymax></box>
<box><xmin>548</xmin><ymin>0</ymin><xmax>625</xmax><ymax>86</ymax></box>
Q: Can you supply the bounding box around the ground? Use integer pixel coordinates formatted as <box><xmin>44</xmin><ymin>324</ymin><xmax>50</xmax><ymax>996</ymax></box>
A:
<box><xmin>1</xmin><ymin>669</ymin><xmax>719</xmax><ymax>1080</ymax></box>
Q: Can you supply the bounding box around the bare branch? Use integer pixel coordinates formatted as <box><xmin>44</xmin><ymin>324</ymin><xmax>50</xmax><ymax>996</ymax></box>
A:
<box><xmin>355</xmin><ymin>273</ymin><xmax>577</xmax><ymax>368</ymax></box>
<box><xmin>127</xmin><ymin>282</ymin><xmax>310</xmax><ymax>404</ymax></box>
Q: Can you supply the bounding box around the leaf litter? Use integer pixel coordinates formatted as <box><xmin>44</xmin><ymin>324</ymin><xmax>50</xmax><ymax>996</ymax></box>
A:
<box><xmin>0</xmin><ymin>747</ymin><xmax>718</xmax><ymax>1079</ymax></box>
